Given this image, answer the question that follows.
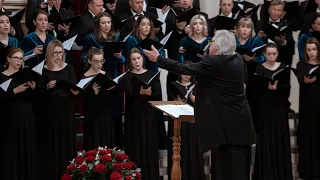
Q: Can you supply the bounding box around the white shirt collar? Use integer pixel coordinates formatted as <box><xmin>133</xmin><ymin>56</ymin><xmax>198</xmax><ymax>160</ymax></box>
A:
<box><xmin>234</xmin><ymin>0</ymin><xmax>244</xmax><ymax>2</ymax></box>
<box><xmin>131</xmin><ymin>9</ymin><xmax>144</xmax><ymax>20</ymax></box>
<box><xmin>317</xmin><ymin>8</ymin><xmax>320</xmax><ymax>13</ymax></box>
<box><xmin>48</xmin><ymin>5</ymin><xmax>52</xmax><ymax>14</ymax></box>
<box><xmin>1</xmin><ymin>8</ymin><xmax>4</xmax><ymax>12</ymax></box>
<box><xmin>220</xmin><ymin>12</ymin><xmax>233</xmax><ymax>18</ymax></box>
<box><xmin>88</xmin><ymin>10</ymin><xmax>96</xmax><ymax>18</ymax></box>
<box><xmin>269</xmin><ymin>18</ymin><xmax>280</xmax><ymax>23</ymax></box>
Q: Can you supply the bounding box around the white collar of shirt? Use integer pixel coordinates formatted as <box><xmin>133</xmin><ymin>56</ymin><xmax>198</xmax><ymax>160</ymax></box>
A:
<box><xmin>0</xmin><ymin>8</ymin><xmax>4</xmax><ymax>12</ymax></box>
<box><xmin>88</xmin><ymin>10</ymin><xmax>96</xmax><ymax>18</ymax></box>
<box><xmin>235</xmin><ymin>0</ymin><xmax>244</xmax><ymax>9</ymax></box>
<box><xmin>269</xmin><ymin>18</ymin><xmax>280</xmax><ymax>23</ymax></box>
<box><xmin>220</xmin><ymin>12</ymin><xmax>233</xmax><ymax>18</ymax></box>
<box><xmin>317</xmin><ymin>9</ymin><xmax>320</xmax><ymax>13</ymax></box>
<box><xmin>48</xmin><ymin>5</ymin><xmax>52</xmax><ymax>14</ymax></box>
<box><xmin>131</xmin><ymin>10</ymin><xmax>144</xmax><ymax>20</ymax></box>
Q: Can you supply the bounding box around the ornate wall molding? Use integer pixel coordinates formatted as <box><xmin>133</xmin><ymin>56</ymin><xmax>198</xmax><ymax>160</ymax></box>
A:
<box><xmin>3</xmin><ymin>0</ymin><xmax>27</xmax><ymax>10</ymax></box>
<box><xmin>3</xmin><ymin>0</ymin><xmax>28</xmax><ymax>32</ymax></box>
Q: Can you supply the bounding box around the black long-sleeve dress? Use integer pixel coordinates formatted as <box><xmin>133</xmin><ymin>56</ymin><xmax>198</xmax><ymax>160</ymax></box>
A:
<box><xmin>82</xmin><ymin>74</ymin><xmax>115</xmax><ymax>150</ymax></box>
<box><xmin>296</xmin><ymin>61</ymin><xmax>320</xmax><ymax>180</ymax></box>
<box><xmin>37</xmin><ymin>64</ymin><xmax>76</xmax><ymax>180</ymax></box>
<box><xmin>123</xmin><ymin>71</ymin><xmax>161</xmax><ymax>180</ymax></box>
<box><xmin>252</xmin><ymin>63</ymin><xmax>293</xmax><ymax>180</ymax></box>
<box><xmin>167</xmin><ymin>81</ymin><xmax>205</xmax><ymax>180</ymax></box>
<box><xmin>0</xmin><ymin>73</ymin><xmax>38</xmax><ymax>180</ymax></box>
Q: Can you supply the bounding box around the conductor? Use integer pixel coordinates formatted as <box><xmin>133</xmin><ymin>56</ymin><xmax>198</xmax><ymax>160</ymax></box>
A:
<box><xmin>144</xmin><ymin>30</ymin><xmax>257</xmax><ymax>180</ymax></box>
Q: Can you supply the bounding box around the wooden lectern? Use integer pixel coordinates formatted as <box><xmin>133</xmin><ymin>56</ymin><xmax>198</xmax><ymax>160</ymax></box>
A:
<box><xmin>149</xmin><ymin>101</ymin><xmax>194</xmax><ymax>180</ymax></box>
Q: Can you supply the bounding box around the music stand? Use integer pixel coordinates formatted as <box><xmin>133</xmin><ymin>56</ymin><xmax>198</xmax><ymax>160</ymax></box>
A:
<box><xmin>149</xmin><ymin>101</ymin><xmax>194</xmax><ymax>180</ymax></box>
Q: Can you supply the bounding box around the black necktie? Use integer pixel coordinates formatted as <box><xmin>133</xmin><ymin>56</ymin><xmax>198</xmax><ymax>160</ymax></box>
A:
<box><xmin>270</xmin><ymin>21</ymin><xmax>280</xmax><ymax>25</ymax></box>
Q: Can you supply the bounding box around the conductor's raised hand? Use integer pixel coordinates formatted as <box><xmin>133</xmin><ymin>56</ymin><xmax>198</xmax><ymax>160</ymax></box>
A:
<box><xmin>143</xmin><ymin>45</ymin><xmax>159</xmax><ymax>62</ymax></box>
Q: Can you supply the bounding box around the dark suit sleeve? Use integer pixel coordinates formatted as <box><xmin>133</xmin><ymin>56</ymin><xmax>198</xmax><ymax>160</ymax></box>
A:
<box><xmin>156</xmin><ymin>55</ymin><xmax>214</xmax><ymax>76</ymax></box>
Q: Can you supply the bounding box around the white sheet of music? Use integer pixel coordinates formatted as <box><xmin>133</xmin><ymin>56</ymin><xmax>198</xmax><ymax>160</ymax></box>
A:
<box><xmin>160</xmin><ymin>31</ymin><xmax>172</xmax><ymax>45</ymax></box>
<box><xmin>113</xmin><ymin>70</ymin><xmax>129</xmax><ymax>83</ymax></box>
<box><xmin>155</xmin><ymin>104</ymin><xmax>194</xmax><ymax>118</ymax></box>
<box><xmin>63</xmin><ymin>35</ymin><xmax>78</xmax><ymax>51</ymax></box>
<box><xmin>32</xmin><ymin>60</ymin><xmax>45</xmax><ymax>75</ymax></box>
<box><xmin>0</xmin><ymin>78</ymin><xmax>12</xmax><ymax>92</ymax></box>
<box><xmin>76</xmin><ymin>76</ymin><xmax>94</xmax><ymax>89</ymax></box>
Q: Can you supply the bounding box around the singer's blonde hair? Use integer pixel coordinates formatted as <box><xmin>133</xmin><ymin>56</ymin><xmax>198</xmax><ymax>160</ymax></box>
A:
<box><xmin>189</xmin><ymin>14</ymin><xmax>208</xmax><ymax>37</ymax></box>
<box><xmin>45</xmin><ymin>39</ymin><xmax>65</xmax><ymax>70</ymax></box>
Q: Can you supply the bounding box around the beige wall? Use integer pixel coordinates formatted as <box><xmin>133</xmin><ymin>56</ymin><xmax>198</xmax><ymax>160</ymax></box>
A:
<box><xmin>4</xmin><ymin>0</ymin><xmax>28</xmax><ymax>34</ymax></box>
<box><xmin>199</xmin><ymin>0</ymin><xmax>300</xmax><ymax>112</ymax></box>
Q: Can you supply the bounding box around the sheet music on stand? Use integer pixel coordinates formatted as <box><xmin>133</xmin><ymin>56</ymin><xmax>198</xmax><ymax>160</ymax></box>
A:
<box><xmin>155</xmin><ymin>104</ymin><xmax>194</xmax><ymax>119</ymax></box>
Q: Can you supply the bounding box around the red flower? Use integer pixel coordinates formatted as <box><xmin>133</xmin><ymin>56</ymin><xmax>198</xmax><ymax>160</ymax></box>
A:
<box><xmin>99</xmin><ymin>149</ymin><xmax>108</xmax><ymax>155</ymax></box>
<box><xmin>123</xmin><ymin>162</ymin><xmax>132</xmax><ymax>170</ymax></box>
<box><xmin>85</xmin><ymin>150</ymin><xmax>95</xmax><ymax>157</ymax></box>
<box><xmin>110</xmin><ymin>172</ymin><xmax>122</xmax><ymax>180</ymax></box>
<box><xmin>61</xmin><ymin>174</ymin><xmax>72</xmax><ymax>180</ymax></box>
<box><xmin>66</xmin><ymin>164</ymin><xmax>75</xmax><ymax>173</ymax></box>
<box><xmin>75</xmin><ymin>156</ymin><xmax>84</xmax><ymax>165</ymax></box>
<box><xmin>85</xmin><ymin>155</ymin><xmax>95</xmax><ymax>163</ymax></box>
<box><xmin>113</xmin><ymin>162</ymin><xmax>123</xmax><ymax>172</ymax></box>
<box><xmin>101</xmin><ymin>155</ymin><xmax>112</xmax><ymax>162</ymax></box>
<box><xmin>125</xmin><ymin>176</ymin><xmax>133</xmax><ymax>180</ymax></box>
<box><xmin>115</xmin><ymin>154</ymin><xmax>128</xmax><ymax>162</ymax></box>
<box><xmin>128</xmin><ymin>161</ymin><xmax>137</xmax><ymax>169</ymax></box>
<box><xmin>78</xmin><ymin>164</ymin><xmax>88</xmax><ymax>173</ymax></box>
<box><xmin>94</xmin><ymin>163</ymin><xmax>107</xmax><ymax>173</ymax></box>
<box><xmin>134</xmin><ymin>171</ymin><xmax>141</xmax><ymax>180</ymax></box>
<box><xmin>106</xmin><ymin>148</ymin><xmax>113</xmax><ymax>155</ymax></box>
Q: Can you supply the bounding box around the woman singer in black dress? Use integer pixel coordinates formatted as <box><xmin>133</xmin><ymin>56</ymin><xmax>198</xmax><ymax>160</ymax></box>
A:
<box><xmin>122</xmin><ymin>48</ymin><xmax>160</xmax><ymax>180</ymax></box>
<box><xmin>37</xmin><ymin>39</ymin><xmax>78</xmax><ymax>180</ymax></box>
<box><xmin>82</xmin><ymin>47</ymin><xmax>115</xmax><ymax>150</ymax></box>
<box><xmin>0</xmin><ymin>48</ymin><xmax>38</xmax><ymax>180</ymax></box>
<box><xmin>166</xmin><ymin>64</ymin><xmax>205</xmax><ymax>180</ymax></box>
<box><xmin>296</xmin><ymin>37</ymin><xmax>320</xmax><ymax>180</ymax></box>
<box><xmin>252</xmin><ymin>43</ymin><xmax>293</xmax><ymax>180</ymax></box>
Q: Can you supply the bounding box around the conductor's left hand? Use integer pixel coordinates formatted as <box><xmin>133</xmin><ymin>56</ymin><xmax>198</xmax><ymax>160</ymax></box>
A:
<box><xmin>143</xmin><ymin>45</ymin><xmax>159</xmax><ymax>62</ymax></box>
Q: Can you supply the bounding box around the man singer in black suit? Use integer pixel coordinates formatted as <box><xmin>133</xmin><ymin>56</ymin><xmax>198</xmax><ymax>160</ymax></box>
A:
<box><xmin>144</xmin><ymin>30</ymin><xmax>257</xmax><ymax>180</ymax></box>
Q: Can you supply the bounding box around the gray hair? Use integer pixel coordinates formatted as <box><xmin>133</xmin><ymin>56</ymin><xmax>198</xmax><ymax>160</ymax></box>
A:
<box><xmin>213</xmin><ymin>30</ymin><xmax>236</xmax><ymax>55</ymax></box>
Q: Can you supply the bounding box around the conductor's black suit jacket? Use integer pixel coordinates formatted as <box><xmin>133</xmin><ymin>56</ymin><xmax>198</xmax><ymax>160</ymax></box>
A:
<box><xmin>157</xmin><ymin>53</ymin><xmax>257</xmax><ymax>150</ymax></box>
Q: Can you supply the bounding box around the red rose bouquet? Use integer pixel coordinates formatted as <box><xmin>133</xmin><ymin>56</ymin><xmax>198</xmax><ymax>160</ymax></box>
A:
<box><xmin>61</xmin><ymin>147</ymin><xmax>141</xmax><ymax>180</ymax></box>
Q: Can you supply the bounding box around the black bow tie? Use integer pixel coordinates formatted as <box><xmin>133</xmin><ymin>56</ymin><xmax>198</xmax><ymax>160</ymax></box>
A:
<box><xmin>93</xmin><ymin>16</ymin><xmax>98</xmax><ymax>22</ymax></box>
<box><xmin>270</xmin><ymin>21</ymin><xmax>280</xmax><ymax>25</ymax></box>
<box><xmin>236</xmin><ymin>1</ymin><xmax>244</xmax><ymax>4</ymax></box>
<box><xmin>135</xmin><ymin>14</ymin><xmax>142</xmax><ymax>17</ymax></box>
